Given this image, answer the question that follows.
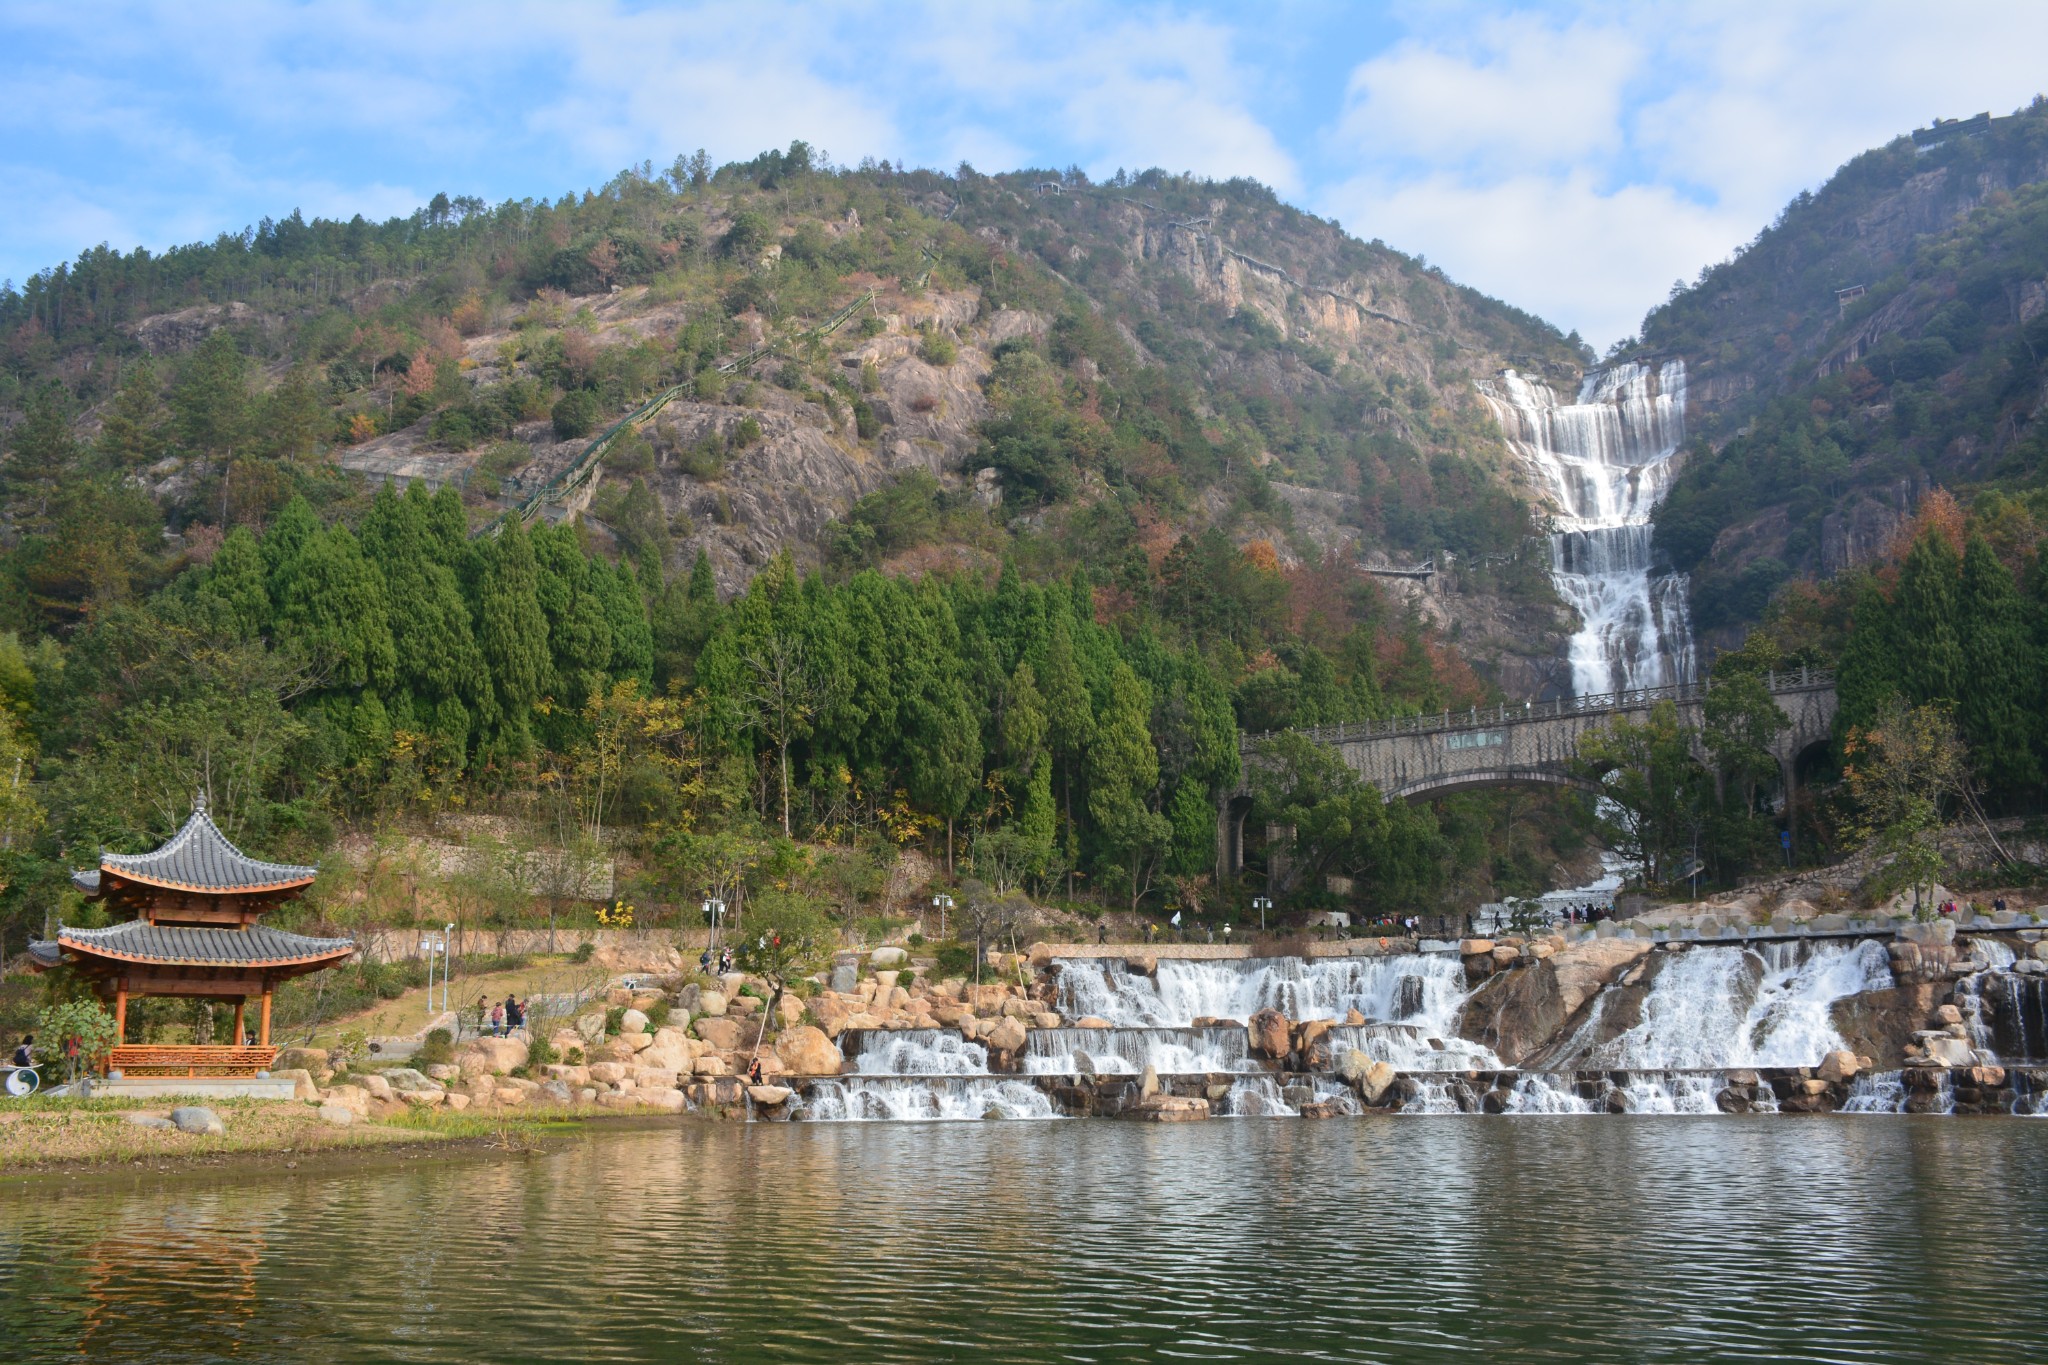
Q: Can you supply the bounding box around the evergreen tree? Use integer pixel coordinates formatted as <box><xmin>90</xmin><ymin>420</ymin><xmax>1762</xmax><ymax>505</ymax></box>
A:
<box><xmin>1893</xmin><ymin>528</ymin><xmax>1962</xmax><ymax>706</ymax></box>
<box><xmin>1</xmin><ymin>384</ymin><xmax>81</xmax><ymax>532</ymax></box>
<box><xmin>171</xmin><ymin>330</ymin><xmax>251</xmax><ymax>461</ymax></box>
<box><xmin>597</xmin><ymin>560</ymin><xmax>654</xmax><ymax>684</ymax></box>
<box><xmin>96</xmin><ymin>360</ymin><xmax>167</xmax><ymax>470</ymax></box>
<box><xmin>1019</xmin><ymin>758</ymin><xmax>1057</xmax><ymax>876</ymax></box>
<box><xmin>261</xmin><ymin>495</ymin><xmax>321</xmax><ymax>590</ymax></box>
<box><xmin>1956</xmin><ymin>534</ymin><xmax>2040</xmax><ymax>792</ymax></box>
<box><xmin>272</xmin><ymin>524</ymin><xmax>398</xmax><ymax>690</ymax></box>
<box><xmin>472</xmin><ymin>521</ymin><xmax>550</xmax><ymax>749</ymax></box>
<box><xmin>191</xmin><ymin>526</ymin><xmax>273</xmax><ymax>641</ymax></box>
<box><xmin>1039</xmin><ymin>613</ymin><xmax>1096</xmax><ymax>866</ymax></box>
<box><xmin>1087</xmin><ymin>661</ymin><xmax>1169</xmax><ymax>908</ymax></box>
<box><xmin>258</xmin><ymin>364</ymin><xmax>326</xmax><ymax>462</ymax></box>
<box><xmin>1835</xmin><ymin>578</ymin><xmax>1902</xmax><ymax>738</ymax></box>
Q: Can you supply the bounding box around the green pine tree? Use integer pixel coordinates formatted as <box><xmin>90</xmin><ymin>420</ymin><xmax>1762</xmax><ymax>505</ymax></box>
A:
<box><xmin>1956</xmin><ymin>534</ymin><xmax>2040</xmax><ymax>792</ymax></box>
<box><xmin>472</xmin><ymin>520</ymin><xmax>551</xmax><ymax>748</ymax></box>
<box><xmin>1894</xmin><ymin>528</ymin><xmax>1962</xmax><ymax>706</ymax></box>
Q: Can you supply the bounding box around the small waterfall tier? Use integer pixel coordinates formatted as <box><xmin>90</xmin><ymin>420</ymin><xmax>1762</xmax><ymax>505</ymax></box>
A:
<box><xmin>1478</xmin><ymin>359</ymin><xmax>1694</xmax><ymax>695</ymax></box>
<box><xmin>801</xmin><ymin>1029</ymin><xmax>1057</xmax><ymax>1121</ymax></box>
<box><xmin>1054</xmin><ymin>955</ymin><xmax>1473</xmax><ymax>1033</ymax></box>
<box><xmin>1023</xmin><ymin>1026</ymin><xmax>1256</xmax><ymax>1076</ymax></box>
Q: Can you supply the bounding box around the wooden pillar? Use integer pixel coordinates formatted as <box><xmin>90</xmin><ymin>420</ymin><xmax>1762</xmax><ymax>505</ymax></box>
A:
<box><xmin>114</xmin><ymin>988</ymin><xmax>128</xmax><ymax>1044</ymax></box>
<box><xmin>232</xmin><ymin>998</ymin><xmax>246</xmax><ymax>1046</ymax></box>
<box><xmin>259</xmin><ymin>989</ymin><xmax>273</xmax><ymax>1048</ymax></box>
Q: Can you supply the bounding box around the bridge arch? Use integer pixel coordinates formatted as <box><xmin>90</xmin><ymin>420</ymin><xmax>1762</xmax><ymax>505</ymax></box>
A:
<box><xmin>1384</xmin><ymin>769</ymin><xmax>1606</xmax><ymax>802</ymax></box>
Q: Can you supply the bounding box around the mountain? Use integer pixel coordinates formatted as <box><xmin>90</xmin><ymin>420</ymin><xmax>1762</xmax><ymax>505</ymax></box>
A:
<box><xmin>1638</xmin><ymin>100</ymin><xmax>2048</xmax><ymax>643</ymax></box>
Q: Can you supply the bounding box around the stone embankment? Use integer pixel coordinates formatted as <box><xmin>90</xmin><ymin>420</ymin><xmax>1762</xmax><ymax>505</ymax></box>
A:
<box><xmin>261</xmin><ymin>922</ymin><xmax>2048</xmax><ymax>1124</ymax></box>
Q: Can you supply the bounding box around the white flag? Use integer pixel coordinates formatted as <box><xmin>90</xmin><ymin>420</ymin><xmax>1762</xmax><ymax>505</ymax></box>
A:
<box><xmin>1170</xmin><ymin>911</ymin><xmax>1182</xmax><ymax>926</ymax></box>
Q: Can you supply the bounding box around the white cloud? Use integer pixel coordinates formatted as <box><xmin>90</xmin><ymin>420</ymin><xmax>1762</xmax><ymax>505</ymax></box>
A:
<box><xmin>1314</xmin><ymin>2</ymin><xmax>2048</xmax><ymax>348</ymax></box>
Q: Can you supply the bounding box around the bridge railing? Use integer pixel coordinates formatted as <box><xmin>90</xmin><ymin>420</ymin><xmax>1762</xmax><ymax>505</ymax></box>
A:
<box><xmin>1241</xmin><ymin>668</ymin><xmax>1833</xmax><ymax>751</ymax></box>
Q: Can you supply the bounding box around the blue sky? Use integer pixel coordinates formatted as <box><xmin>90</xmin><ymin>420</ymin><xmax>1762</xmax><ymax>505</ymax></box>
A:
<box><xmin>3</xmin><ymin>1</ymin><xmax>2044</xmax><ymax>346</ymax></box>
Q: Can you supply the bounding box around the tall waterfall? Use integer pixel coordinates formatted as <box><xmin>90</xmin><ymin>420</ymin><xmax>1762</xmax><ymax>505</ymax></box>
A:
<box><xmin>1479</xmin><ymin>359</ymin><xmax>1695</xmax><ymax>695</ymax></box>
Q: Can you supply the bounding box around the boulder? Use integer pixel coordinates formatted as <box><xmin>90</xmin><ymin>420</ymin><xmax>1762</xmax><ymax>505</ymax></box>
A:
<box><xmin>493</xmin><ymin>1087</ymin><xmax>527</xmax><ymax>1106</ymax></box>
<box><xmin>541</xmin><ymin>1079</ymin><xmax>574</xmax><ymax>1104</ymax></box>
<box><xmin>618</xmin><ymin>1031</ymin><xmax>655</xmax><ymax>1053</ymax></box>
<box><xmin>642</xmin><ymin>1087</ymin><xmax>688</xmax><ymax>1113</ymax></box>
<box><xmin>382</xmin><ymin>1068</ymin><xmax>436</xmax><ymax>1093</ymax></box>
<box><xmin>424</xmin><ymin>1063</ymin><xmax>459</xmax><ymax>1082</ymax></box>
<box><xmin>444</xmin><ymin>1093</ymin><xmax>471</xmax><ymax>1112</ymax></box>
<box><xmin>273</xmin><ymin>1046</ymin><xmax>329</xmax><ymax>1074</ymax></box>
<box><xmin>588</xmin><ymin>1062</ymin><xmax>629</xmax><ymax>1086</ymax></box>
<box><xmin>620</xmin><ymin>1008</ymin><xmax>650</xmax><ymax>1034</ymax></box>
<box><xmin>697</xmin><ymin>991</ymin><xmax>729</xmax><ymax>1018</ymax></box>
<box><xmin>1935</xmin><ymin>1004</ymin><xmax>1964</xmax><ymax>1026</ymax></box>
<box><xmin>458</xmin><ymin>1037</ymin><xmax>529</xmax><ymax>1076</ymax></box>
<box><xmin>576</xmin><ymin>1012</ymin><xmax>607</xmax><ymax>1043</ymax></box>
<box><xmin>693</xmin><ymin>1057</ymin><xmax>730</xmax><ymax>1077</ymax></box>
<box><xmin>170</xmin><ymin>1106</ymin><xmax>224</xmax><ymax>1135</ymax></box>
<box><xmin>320</xmin><ymin>1085</ymin><xmax>372</xmax><ymax>1116</ymax></box>
<box><xmin>694</xmin><ymin>1017</ymin><xmax>745</xmax><ymax>1051</ymax></box>
<box><xmin>1076</xmin><ymin>1016</ymin><xmax>1112</xmax><ymax>1029</ymax></box>
<box><xmin>1549</xmin><ymin>938</ymin><xmax>1655</xmax><ymax>1016</ymax></box>
<box><xmin>400</xmin><ymin>1089</ymin><xmax>446</xmax><ymax>1108</ymax></box>
<box><xmin>747</xmin><ymin>1084</ymin><xmax>794</xmax><ymax>1106</ymax></box>
<box><xmin>773</xmin><ymin>1025</ymin><xmax>842</xmax><ymax>1076</ymax></box>
<box><xmin>269</xmin><ymin>1068</ymin><xmax>321</xmax><ymax>1101</ymax></box>
<box><xmin>776</xmin><ymin>993</ymin><xmax>806</xmax><ymax>1026</ymax></box>
<box><xmin>359</xmin><ymin>1073</ymin><xmax>394</xmax><ymax>1101</ymax></box>
<box><xmin>987</xmin><ymin>1017</ymin><xmax>1028</xmax><ymax>1054</ymax></box>
<box><xmin>1035</xmin><ymin>1012</ymin><xmax>1062</xmax><ymax>1031</ymax></box>
<box><xmin>1460</xmin><ymin>939</ymin><xmax>1496</xmax><ymax>957</ymax></box>
<box><xmin>1130</xmin><ymin>1094</ymin><xmax>1209</xmax><ymax>1122</ymax></box>
<box><xmin>1491</xmin><ymin>946</ymin><xmax>1520</xmax><ymax>969</ymax></box>
<box><xmin>875</xmin><ymin>970</ymin><xmax>901</xmax><ymax>992</ymax></box>
<box><xmin>1124</xmin><ymin>956</ymin><xmax>1157</xmax><ymax>977</ymax></box>
<box><xmin>126</xmin><ymin>1113</ymin><xmax>174</xmax><ymax>1129</ymax></box>
<box><xmin>1817</xmin><ymin>1050</ymin><xmax>1861</xmax><ymax>1084</ymax></box>
<box><xmin>1247</xmin><ymin>1008</ymin><xmax>1292</xmax><ymax>1060</ymax></box>
<box><xmin>868</xmin><ymin>946</ymin><xmax>908</xmax><ymax>968</ymax></box>
<box><xmin>1140</xmin><ymin>1065</ymin><xmax>1161</xmax><ymax>1100</ymax></box>
<box><xmin>1360</xmin><ymin>1060</ymin><xmax>1397</xmax><ymax>1104</ymax></box>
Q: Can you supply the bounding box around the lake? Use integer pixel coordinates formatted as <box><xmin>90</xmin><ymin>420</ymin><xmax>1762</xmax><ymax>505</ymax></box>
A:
<box><xmin>5</xmin><ymin>1117</ymin><xmax>2047</xmax><ymax>1362</ymax></box>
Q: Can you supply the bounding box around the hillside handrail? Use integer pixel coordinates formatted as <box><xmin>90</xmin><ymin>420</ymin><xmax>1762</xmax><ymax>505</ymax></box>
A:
<box><xmin>1243</xmin><ymin>667</ymin><xmax>1834</xmax><ymax>750</ymax></box>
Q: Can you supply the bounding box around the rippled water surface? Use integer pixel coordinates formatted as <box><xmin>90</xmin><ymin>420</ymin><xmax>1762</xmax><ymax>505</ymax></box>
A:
<box><xmin>5</xmin><ymin>1118</ymin><xmax>2048</xmax><ymax>1362</ymax></box>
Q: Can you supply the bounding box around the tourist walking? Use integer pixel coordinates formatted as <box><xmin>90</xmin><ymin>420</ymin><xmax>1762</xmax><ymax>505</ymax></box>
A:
<box><xmin>503</xmin><ymin>995</ymin><xmax>522</xmax><ymax>1036</ymax></box>
<box><xmin>1098</xmin><ymin>922</ymin><xmax>1107</xmax><ymax>945</ymax></box>
<box><xmin>490</xmin><ymin>1002</ymin><xmax>505</xmax><ymax>1037</ymax></box>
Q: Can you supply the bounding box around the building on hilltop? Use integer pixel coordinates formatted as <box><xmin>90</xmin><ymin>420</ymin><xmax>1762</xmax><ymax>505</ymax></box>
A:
<box><xmin>27</xmin><ymin>793</ymin><xmax>352</xmax><ymax>1078</ymax></box>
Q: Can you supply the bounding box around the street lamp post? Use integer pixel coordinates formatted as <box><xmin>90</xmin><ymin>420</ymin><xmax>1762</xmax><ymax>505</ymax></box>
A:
<box><xmin>932</xmin><ymin>894</ymin><xmax>954</xmax><ymax>939</ymax></box>
<box><xmin>442</xmin><ymin>923</ymin><xmax>455</xmax><ymax>1013</ymax></box>
<box><xmin>1252</xmin><ymin>896</ymin><xmax>1272</xmax><ymax>932</ymax></box>
<box><xmin>702</xmin><ymin>898</ymin><xmax>727</xmax><ymax>962</ymax></box>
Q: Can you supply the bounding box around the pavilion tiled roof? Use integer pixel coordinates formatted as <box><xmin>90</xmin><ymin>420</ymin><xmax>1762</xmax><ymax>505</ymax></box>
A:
<box><xmin>28</xmin><ymin>920</ymin><xmax>354</xmax><ymax>969</ymax></box>
<box><xmin>77</xmin><ymin>794</ymin><xmax>319</xmax><ymax>896</ymax></box>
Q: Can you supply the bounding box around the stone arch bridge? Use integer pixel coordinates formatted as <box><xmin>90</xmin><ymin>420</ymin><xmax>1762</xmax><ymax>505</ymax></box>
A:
<box><xmin>1219</xmin><ymin>670</ymin><xmax>1836</xmax><ymax>877</ymax></box>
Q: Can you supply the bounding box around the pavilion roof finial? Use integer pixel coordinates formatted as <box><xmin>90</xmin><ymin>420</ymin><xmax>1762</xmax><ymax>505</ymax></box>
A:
<box><xmin>193</xmin><ymin>788</ymin><xmax>208</xmax><ymax>817</ymax></box>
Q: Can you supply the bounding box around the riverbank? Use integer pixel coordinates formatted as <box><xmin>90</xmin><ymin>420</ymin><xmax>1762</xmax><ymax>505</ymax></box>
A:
<box><xmin>0</xmin><ymin>1095</ymin><xmax>683</xmax><ymax>1178</ymax></box>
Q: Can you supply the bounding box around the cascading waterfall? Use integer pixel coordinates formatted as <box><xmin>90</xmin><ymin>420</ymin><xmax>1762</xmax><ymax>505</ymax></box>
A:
<box><xmin>800</xmin><ymin>1029</ymin><xmax>1059</xmax><ymax>1122</ymax></box>
<box><xmin>1023</xmin><ymin>1026</ymin><xmax>1255</xmax><ymax>1076</ymax></box>
<box><xmin>1055</xmin><ymin>955</ymin><xmax>1473</xmax><ymax>1032</ymax></box>
<box><xmin>1478</xmin><ymin>360</ymin><xmax>1694</xmax><ymax>694</ymax></box>
<box><xmin>1550</xmin><ymin>940</ymin><xmax>1892</xmax><ymax>1070</ymax></box>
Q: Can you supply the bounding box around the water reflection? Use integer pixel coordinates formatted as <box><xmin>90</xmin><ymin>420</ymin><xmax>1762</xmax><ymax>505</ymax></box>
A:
<box><xmin>3</xmin><ymin>1119</ymin><xmax>2047</xmax><ymax>1362</ymax></box>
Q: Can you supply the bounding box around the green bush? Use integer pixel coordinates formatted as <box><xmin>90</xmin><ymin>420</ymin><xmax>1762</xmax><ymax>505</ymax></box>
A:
<box><xmin>565</xmin><ymin>1046</ymin><xmax>585</xmax><ymax>1066</ymax></box>
<box><xmin>933</xmin><ymin>943</ymin><xmax>976</xmax><ymax>978</ymax></box>
<box><xmin>527</xmin><ymin>1036</ymin><xmax>557</xmax><ymax>1069</ymax></box>
<box><xmin>416</xmin><ymin>1027</ymin><xmax>454</xmax><ymax>1067</ymax></box>
<box><xmin>851</xmin><ymin>398</ymin><xmax>880</xmax><ymax>439</ymax></box>
<box><xmin>553</xmin><ymin>389</ymin><xmax>601</xmax><ymax>440</ymax></box>
<box><xmin>570</xmin><ymin>941</ymin><xmax>596</xmax><ymax>964</ymax></box>
<box><xmin>644</xmin><ymin>1001</ymin><xmax>672</xmax><ymax>1031</ymax></box>
<box><xmin>730</xmin><ymin>417</ymin><xmax>763</xmax><ymax>449</ymax></box>
<box><xmin>858</xmin><ymin>315</ymin><xmax>887</xmax><ymax>338</ymax></box>
<box><xmin>920</xmin><ymin>330</ymin><xmax>958</xmax><ymax>366</ymax></box>
<box><xmin>604</xmin><ymin>1006</ymin><xmax>626</xmax><ymax>1037</ymax></box>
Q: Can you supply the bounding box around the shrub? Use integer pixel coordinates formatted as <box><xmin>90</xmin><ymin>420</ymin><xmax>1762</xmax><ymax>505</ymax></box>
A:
<box><xmin>920</xmin><ymin>330</ymin><xmax>958</xmax><ymax>366</ymax></box>
<box><xmin>858</xmin><ymin>315</ymin><xmax>887</xmax><ymax>338</ymax></box>
<box><xmin>907</xmin><ymin>933</ymin><xmax>926</xmax><ymax>947</ymax></box>
<box><xmin>851</xmin><ymin>398</ymin><xmax>880</xmax><ymax>439</ymax></box>
<box><xmin>644</xmin><ymin>1001</ymin><xmax>672</xmax><ymax>1031</ymax></box>
<box><xmin>527</xmin><ymin>1036</ymin><xmax>557</xmax><ymax>1069</ymax></box>
<box><xmin>416</xmin><ymin>1027</ymin><xmax>454</xmax><ymax>1067</ymax></box>
<box><xmin>730</xmin><ymin>417</ymin><xmax>763</xmax><ymax>449</ymax></box>
<box><xmin>604</xmin><ymin>1006</ymin><xmax>626</xmax><ymax>1037</ymax></box>
<box><xmin>565</xmin><ymin>1046</ymin><xmax>585</xmax><ymax>1065</ymax></box>
<box><xmin>552</xmin><ymin>389</ymin><xmax>601</xmax><ymax>440</ymax></box>
<box><xmin>570</xmin><ymin>941</ymin><xmax>596</xmax><ymax>964</ymax></box>
<box><xmin>933</xmin><ymin>943</ymin><xmax>976</xmax><ymax>978</ymax></box>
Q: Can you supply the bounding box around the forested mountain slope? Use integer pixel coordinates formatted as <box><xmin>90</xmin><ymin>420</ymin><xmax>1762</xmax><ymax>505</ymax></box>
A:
<box><xmin>1640</xmin><ymin>101</ymin><xmax>2048</xmax><ymax>639</ymax></box>
<box><xmin>0</xmin><ymin>148</ymin><xmax>1596</xmax><ymax>953</ymax></box>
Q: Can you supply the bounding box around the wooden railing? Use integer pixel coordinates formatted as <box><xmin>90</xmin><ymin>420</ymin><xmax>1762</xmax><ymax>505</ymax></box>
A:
<box><xmin>109</xmin><ymin>1045</ymin><xmax>279</xmax><ymax>1078</ymax></box>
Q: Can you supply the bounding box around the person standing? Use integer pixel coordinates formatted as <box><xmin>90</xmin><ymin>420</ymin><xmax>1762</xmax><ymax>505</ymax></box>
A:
<box><xmin>490</xmin><ymin>1001</ymin><xmax>505</xmax><ymax>1038</ymax></box>
<box><xmin>10</xmin><ymin>1034</ymin><xmax>31</xmax><ymax>1069</ymax></box>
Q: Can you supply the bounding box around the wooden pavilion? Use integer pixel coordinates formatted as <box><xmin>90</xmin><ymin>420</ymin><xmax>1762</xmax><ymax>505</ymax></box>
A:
<box><xmin>28</xmin><ymin>794</ymin><xmax>353</xmax><ymax>1077</ymax></box>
